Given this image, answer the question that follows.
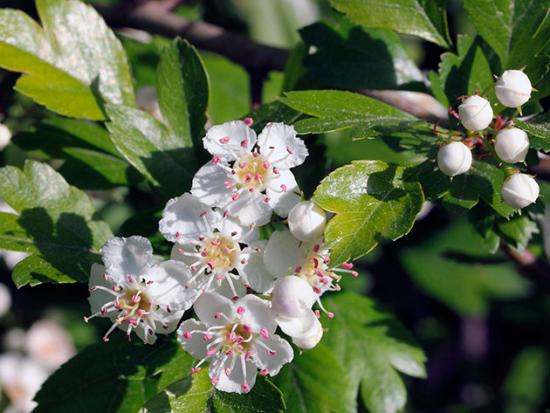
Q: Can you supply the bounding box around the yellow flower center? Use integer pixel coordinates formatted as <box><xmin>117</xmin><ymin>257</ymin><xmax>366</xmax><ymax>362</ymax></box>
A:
<box><xmin>202</xmin><ymin>236</ymin><xmax>238</xmax><ymax>272</ymax></box>
<box><xmin>233</xmin><ymin>154</ymin><xmax>271</xmax><ymax>191</ymax></box>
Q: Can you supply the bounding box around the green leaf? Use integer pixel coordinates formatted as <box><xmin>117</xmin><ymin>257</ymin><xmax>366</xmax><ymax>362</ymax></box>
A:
<box><xmin>0</xmin><ymin>0</ymin><xmax>134</xmax><ymax>119</ymax></box>
<box><xmin>299</xmin><ymin>22</ymin><xmax>423</xmax><ymax>90</ymax></box>
<box><xmin>322</xmin><ymin>293</ymin><xmax>426</xmax><ymax>413</ymax></box>
<box><xmin>516</xmin><ymin>112</ymin><xmax>550</xmax><ymax>151</ymax></box>
<box><xmin>13</xmin><ymin>118</ymin><xmax>141</xmax><ymax>190</ymax></box>
<box><xmin>0</xmin><ymin>160</ymin><xmax>112</xmax><ymax>287</ymax></box>
<box><xmin>430</xmin><ymin>34</ymin><xmax>494</xmax><ymax>107</ymax></box>
<box><xmin>328</xmin><ymin>0</ymin><xmax>451</xmax><ymax>48</ymax></box>
<box><xmin>157</xmin><ymin>39</ymin><xmax>209</xmax><ymax>150</ymax></box>
<box><xmin>106</xmin><ymin>38</ymin><xmax>209</xmax><ymax>196</ymax></box>
<box><xmin>313</xmin><ymin>160</ymin><xmax>424</xmax><ymax>264</ymax></box>
<box><xmin>439</xmin><ymin>161</ymin><xmax>515</xmax><ymax>217</ymax></box>
<box><xmin>280</xmin><ymin>90</ymin><xmax>429</xmax><ymax>140</ymax></box>
<box><xmin>461</xmin><ymin>0</ymin><xmax>550</xmax><ymax>83</ymax></box>
<box><xmin>274</xmin><ymin>293</ymin><xmax>425</xmax><ymax>413</ymax></box>
<box><xmin>144</xmin><ymin>370</ymin><xmax>285</xmax><ymax>413</ymax></box>
<box><xmin>401</xmin><ymin>220</ymin><xmax>530</xmax><ymax>315</ymax></box>
<box><xmin>105</xmin><ymin>104</ymin><xmax>198</xmax><ymax>197</ymax></box>
<box><xmin>496</xmin><ymin>214</ymin><xmax>539</xmax><ymax>251</ymax></box>
<box><xmin>274</xmin><ymin>344</ymin><xmax>356</xmax><ymax>413</ymax></box>
<box><xmin>34</xmin><ymin>337</ymin><xmax>193</xmax><ymax>413</ymax></box>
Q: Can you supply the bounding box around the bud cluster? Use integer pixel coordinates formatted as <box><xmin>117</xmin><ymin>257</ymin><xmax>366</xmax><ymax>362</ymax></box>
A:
<box><xmin>436</xmin><ymin>70</ymin><xmax>539</xmax><ymax>210</ymax></box>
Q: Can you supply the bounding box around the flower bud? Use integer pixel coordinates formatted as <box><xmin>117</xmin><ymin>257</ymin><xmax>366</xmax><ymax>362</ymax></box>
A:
<box><xmin>458</xmin><ymin>95</ymin><xmax>493</xmax><ymax>131</ymax></box>
<box><xmin>501</xmin><ymin>173</ymin><xmax>539</xmax><ymax>209</ymax></box>
<box><xmin>271</xmin><ymin>276</ymin><xmax>316</xmax><ymax>319</ymax></box>
<box><xmin>291</xmin><ymin>317</ymin><xmax>323</xmax><ymax>350</ymax></box>
<box><xmin>0</xmin><ymin>123</ymin><xmax>11</xmax><ymax>150</ymax></box>
<box><xmin>495</xmin><ymin>70</ymin><xmax>532</xmax><ymax>108</ymax></box>
<box><xmin>494</xmin><ymin>127</ymin><xmax>530</xmax><ymax>163</ymax></box>
<box><xmin>288</xmin><ymin>201</ymin><xmax>327</xmax><ymax>242</ymax></box>
<box><xmin>437</xmin><ymin>141</ymin><xmax>472</xmax><ymax>177</ymax></box>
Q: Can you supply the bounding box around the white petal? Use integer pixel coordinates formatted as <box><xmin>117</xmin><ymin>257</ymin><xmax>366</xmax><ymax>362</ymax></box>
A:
<box><xmin>211</xmin><ymin>276</ymin><xmax>247</xmax><ymax>299</ymax></box>
<box><xmin>203</xmin><ymin>121</ymin><xmax>257</xmax><ymax>161</ymax></box>
<box><xmin>170</xmin><ymin>243</ymin><xmax>200</xmax><ymax>267</ymax></box>
<box><xmin>177</xmin><ymin>319</ymin><xmax>209</xmax><ymax>360</ymax></box>
<box><xmin>159</xmin><ymin>193</ymin><xmax>218</xmax><ymax>244</ymax></box>
<box><xmin>276</xmin><ymin>309</ymin><xmax>318</xmax><ymax>337</ymax></box>
<box><xmin>191</xmin><ymin>161</ymin><xmax>232</xmax><ymax>208</ymax></box>
<box><xmin>101</xmin><ymin>236</ymin><xmax>154</xmax><ymax>280</ymax></box>
<box><xmin>88</xmin><ymin>263</ymin><xmax>112</xmax><ymax>314</ymax></box>
<box><xmin>263</xmin><ymin>230</ymin><xmax>305</xmax><ymax>278</ymax></box>
<box><xmin>226</xmin><ymin>190</ymin><xmax>272</xmax><ymax>227</ymax></box>
<box><xmin>194</xmin><ymin>292</ymin><xmax>236</xmax><ymax>326</ymax></box>
<box><xmin>253</xmin><ymin>334</ymin><xmax>293</xmax><ymax>376</ymax></box>
<box><xmin>211</xmin><ymin>354</ymin><xmax>257</xmax><ymax>394</ymax></box>
<box><xmin>237</xmin><ymin>241</ymin><xmax>276</xmax><ymax>293</ymax></box>
<box><xmin>215</xmin><ymin>212</ymin><xmax>259</xmax><ymax>244</ymax></box>
<box><xmin>237</xmin><ymin>295</ymin><xmax>277</xmax><ymax>334</ymax></box>
<box><xmin>291</xmin><ymin>318</ymin><xmax>323</xmax><ymax>349</ymax></box>
<box><xmin>258</xmin><ymin>123</ymin><xmax>308</xmax><ymax>168</ymax></box>
<box><xmin>266</xmin><ymin>170</ymin><xmax>301</xmax><ymax>218</ymax></box>
<box><xmin>145</xmin><ymin>260</ymin><xmax>197</xmax><ymax>313</ymax></box>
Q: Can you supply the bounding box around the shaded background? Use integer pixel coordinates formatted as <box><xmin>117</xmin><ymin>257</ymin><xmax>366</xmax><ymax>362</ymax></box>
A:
<box><xmin>0</xmin><ymin>0</ymin><xmax>549</xmax><ymax>412</ymax></box>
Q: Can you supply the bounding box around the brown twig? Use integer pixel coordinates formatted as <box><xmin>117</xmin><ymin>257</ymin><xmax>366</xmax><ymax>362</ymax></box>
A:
<box><xmin>95</xmin><ymin>2</ymin><xmax>289</xmax><ymax>73</ymax></box>
<box><xmin>502</xmin><ymin>243</ymin><xmax>550</xmax><ymax>291</ymax></box>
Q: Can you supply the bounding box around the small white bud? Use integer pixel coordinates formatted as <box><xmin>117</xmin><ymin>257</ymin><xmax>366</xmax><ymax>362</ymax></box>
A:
<box><xmin>288</xmin><ymin>201</ymin><xmax>326</xmax><ymax>242</ymax></box>
<box><xmin>501</xmin><ymin>173</ymin><xmax>539</xmax><ymax>209</ymax></box>
<box><xmin>0</xmin><ymin>123</ymin><xmax>11</xmax><ymax>150</ymax></box>
<box><xmin>458</xmin><ymin>95</ymin><xmax>493</xmax><ymax>131</ymax></box>
<box><xmin>291</xmin><ymin>317</ymin><xmax>323</xmax><ymax>350</ymax></box>
<box><xmin>271</xmin><ymin>276</ymin><xmax>316</xmax><ymax>319</ymax></box>
<box><xmin>494</xmin><ymin>127</ymin><xmax>530</xmax><ymax>163</ymax></box>
<box><xmin>495</xmin><ymin>70</ymin><xmax>532</xmax><ymax>108</ymax></box>
<box><xmin>437</xmin><ymin>141</ymin><xmax>472</xmax><ymax>177</ymax></box>
<box><xmin>0</xmin><ymin>283</ymin><xmax>11</xmax><ymax>318</ymax></box>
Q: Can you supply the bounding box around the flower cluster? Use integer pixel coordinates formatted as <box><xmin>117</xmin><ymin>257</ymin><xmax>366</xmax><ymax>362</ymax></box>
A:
<box><xmin>87</xmin><ymin>120</ymin><xmax>356</xmax><ymax>393</ymax></box>
<box><xmin>436</xmin><ymin>69</ymin><xmax>540</xmax><ymax>209</ymax></box>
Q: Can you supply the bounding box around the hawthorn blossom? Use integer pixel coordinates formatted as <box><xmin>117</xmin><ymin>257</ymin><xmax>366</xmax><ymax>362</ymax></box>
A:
<box><xmin>270</xmin><ymin>276</ymin><xmax>324</xmax><ymax>349</ymax></box>
<box><xmin>178</xmin><ymin>292</ymin><xmax>293</xmax><ymax>393</ymax></box>
<box><xmin>0</xmin><ymin>353</ymin><xmax>49</xmax><ymax>413</ymax></box>
<box><xmin>264</xmin><ymin>230</ymin><xmax>357</xmax><ymax>298</ymax></box>
<box><xmin>86</xmin><ymin>236</ymin><xmax>194</xmax><ymax>344</ymax></box>
<box><xmin>25</xmin><ymin>320</ymin><xmax>76</xmax><ymax>369</ymax></box>
<box><xmin>160</xmin><ymin>193</ymin><xmax>275</xmax><ymax>297</ymax></box>
<box><xmin>191</xmin><ymin>120</ymin><xmax>308</xmax><ymax>226</ymax></box>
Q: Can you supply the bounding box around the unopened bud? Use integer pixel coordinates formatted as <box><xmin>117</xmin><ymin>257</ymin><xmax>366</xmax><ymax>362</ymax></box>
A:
<box><xmin>458</xmin><ymin>95</ymin><xmax>493</xmax><ymax>131</ymax></box>
<box><xmin>495</xmin><ymin>70</ymin><xmax>532</xmax><ymax>108</ymax></box>
<box><xmin>501</xmin><ymin>173</ymin><xmax>539</xmax><ymax>209</ymax></box>
<box><xmin>494</xmin><ymin>127</ymin><xmax>529</xmax><ymax>163</ymax></box>
<box><xmin>437</xmin><ymin>141</ymin><xmax>472</xmax><ymax>177</ymax></box>
<box><xmin>288</xmin><ymin>201</ymin><xmax>326</xmax><ymax>242</ymax></box>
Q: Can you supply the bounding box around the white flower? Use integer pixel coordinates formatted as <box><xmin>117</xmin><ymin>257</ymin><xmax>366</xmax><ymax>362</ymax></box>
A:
<box><xmin>160</xmin><ymin>193</ymin><xmax>275</xmax><ymax>297</ymax></box>
<box><xmin>270</xmin><ymin>275</ymin><xmax>316</xmax><ymax>319</ymax></box>
<box><xmin>178</xmin><ymin>292</ymin><xmax>293</xmax><ymax>393</ymax></box>
<box><xmin>458</xmin><ymin>95</ymin><xmax>493</xmax><ymax>131</ymax></box>
<box><xmin>86</xmin><ymin>236</ymin><xmax>194</xmax><ymax>344</ymax></box>
<box><xmin>25</xmin><ymin>320</ymin><xmax>76</xmax><ymax>369</ymax></box>
<box><xmin>496</xmin><ymin>70</ymin><xmax>532</xmax><ymax>108</ymax></box>
<box><xmin>437</xmin><ymin>141</ymin><xmax>473</xmax><ymax>177</ymax></box>
<box><xmin>270</xmin><ymin>276</ymin><xmax>324</xmax><ymax>350</ymax></box>
<box><xmin>501</xmin><ymin>173</ymin><xmax>539</xmax><ymax>209</ymax></box>
<box><xmin>0</xmin><ymin>282</ymin><xmax>11</xmax><ymax>318</ymax></box>
<box><xmin>0</xmin><ymin>353</ymin><xmax>49</xmax><ymax>413</ymax></box>
<box><xmin>287</xmin><ymin>200</ymin><xmax>327</xmax><ymax>242</ymax></box>
<box><xmin>263</xmin><ymin>230</ymin><xmax>357</xmax><ymax>298</ymax></box>
<box><xmin>494</xmin><ymin>127</ymin><xmax>530</xmax><ymax>163</ymax></box>
<box><xmin>0</xmin><ymin>123</ymin><xmax>11</xmax><ymax>150</ymax></box>
<box><xmin>191</xmin><ymin>121</ymin><xmax>308</xmax><ymax>226</ymax></box>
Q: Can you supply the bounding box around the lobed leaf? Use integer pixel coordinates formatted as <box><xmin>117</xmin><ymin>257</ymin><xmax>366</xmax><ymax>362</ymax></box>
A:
<box><xmin>0</xmin><ymin>0</ymin><xmax>134</xmax><ymax>119</ymax></box>
<box><xmin>314</xmin><ymin>160</ymin><xmax>424</xmax><ymax>264</ymax></box>
<box><xmin>0</xmin><ymin>161</ymin><xmax>112</xmax><ymax>286</ymax></box>
<box><xmin>328</xmin><ymin>0</ymin><xmax>451</xmax><ymax>48</ymax></box>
